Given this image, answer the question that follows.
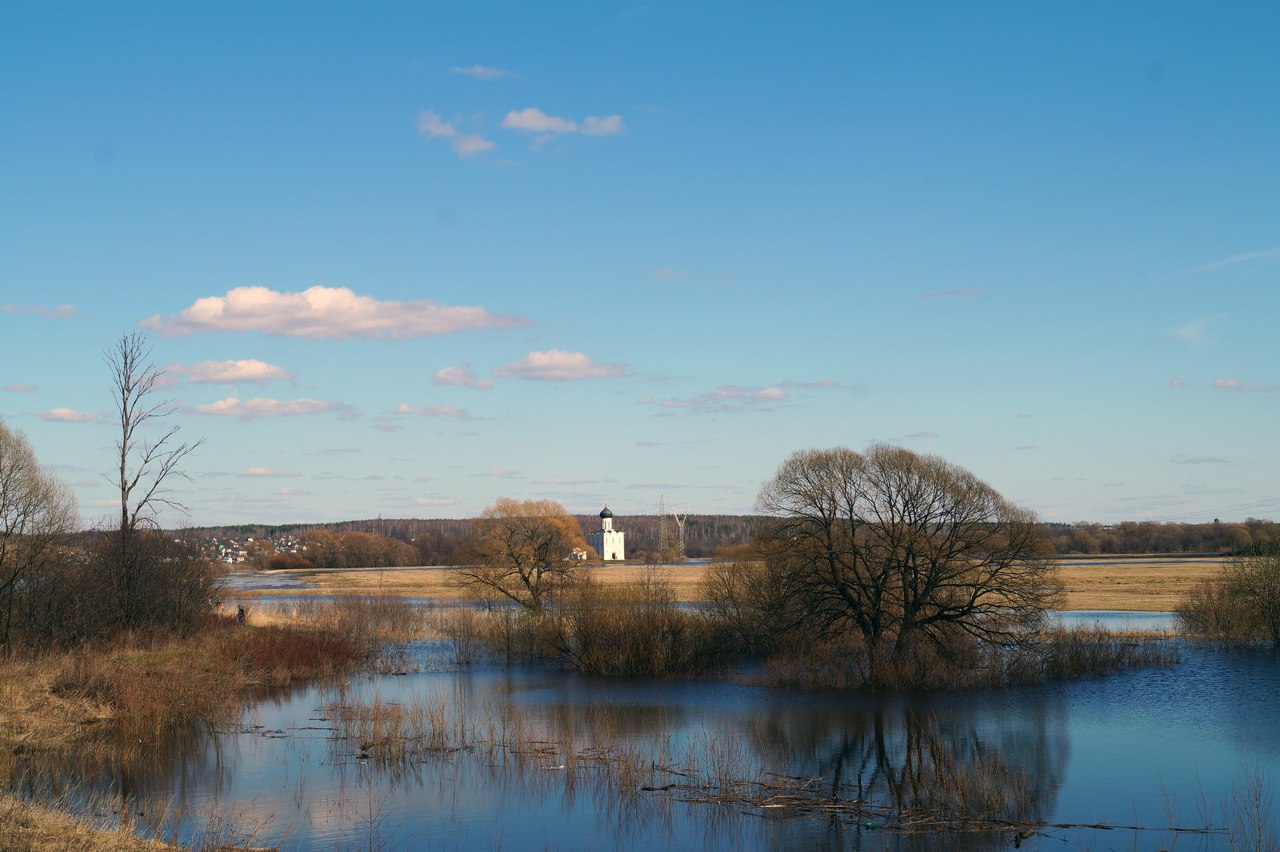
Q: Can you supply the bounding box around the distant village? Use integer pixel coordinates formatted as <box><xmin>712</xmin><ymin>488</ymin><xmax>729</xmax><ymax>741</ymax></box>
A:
<box><xmin>203</xmin><ymin>533</ymin><xmax>305</xmax><ymax>565</ymax></box>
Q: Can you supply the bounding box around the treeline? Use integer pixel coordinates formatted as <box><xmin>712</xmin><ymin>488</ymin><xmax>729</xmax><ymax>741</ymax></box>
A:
<box><xmin>1044</xmin><ymin>519</ymin><xmax>1280</xmax><ymax>555</ymax></box>
<box><xmin>4</xmin><ymin>529</ymin><xmax>219</xmax><ymax>649</ymax></box>
<box><xmin>199</xmin><ymin>516</ymin><xmax>1280</xmax><ymax>566</ymax></box>
<box><xmin>264</xmin><ymin>529</ymin><xmax>419</xmax><ymax>570</ymax></box>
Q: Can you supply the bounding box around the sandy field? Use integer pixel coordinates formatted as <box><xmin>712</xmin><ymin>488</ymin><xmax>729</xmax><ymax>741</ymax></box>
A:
<box><xmin>248</xmin><ymin>556</ymin><xmax>1230</xmax><ymax>612</ymax></box>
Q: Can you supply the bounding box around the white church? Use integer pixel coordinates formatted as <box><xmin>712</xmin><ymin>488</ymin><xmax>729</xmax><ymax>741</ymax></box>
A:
<box><xmin>587</xmin><ymin>504</ymin><xmax>625</xmax><ymax>561</ymax></box>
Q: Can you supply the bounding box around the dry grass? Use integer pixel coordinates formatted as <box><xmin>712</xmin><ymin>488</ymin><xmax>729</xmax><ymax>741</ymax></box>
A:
<box><xmin>252</xmin><ymin>557</ymin><xmax>1230</xmax><ymax>611</ymax></box>
<box><xmin>0</xmin><ymin>792</ymin><xmax>178</xmax><ymax>851</ymax></box>
<box><xmin>0</xmin><ymin>615</ymin><xmax>367</xmax><ymax>765</ymax></box>
<box><xmin>263</xmin><ymin>562</ymin><xmax>713</xmax><ymax>603</ymax></box>
<box><xmin>1057</xmin><ymin>557</ymin><xmax>1228</xmax><ymax>611</ymax></box>
<box><xmin>245</xmin><ymin>594</ymin><xmax>429</xmax><ymax>644</ymax></box>
<box><xmin>0</xmin><ymin>652</ymin><xmax>115</xmax><ymax>759</ymax></box>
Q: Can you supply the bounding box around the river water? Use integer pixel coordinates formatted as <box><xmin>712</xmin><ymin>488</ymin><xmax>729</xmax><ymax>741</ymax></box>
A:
<box><xmin>9</xmin><ymin>614</ymin><xmax>1278</xmax><ymax>851</ymax></box>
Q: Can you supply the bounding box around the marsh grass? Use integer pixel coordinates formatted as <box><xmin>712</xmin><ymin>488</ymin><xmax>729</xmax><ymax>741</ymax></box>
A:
<box><xmin>250</xmin><ymin>593</ymin><xmax>429</xmax><ymax>646</ymax></box>
<box><xmin>0</xmin><ymin>608</ymin><xmax>368</xmax><ymax>849</ymax></box>
<box><xmin>1016</xmin><ymin>625</ymin><xmax>1178</xmax><ymax>682</ymax></box>
<box><xmin>432</xmin><ymin>570</ymin><xmax>727</xmax><ymax>676</ymax></box>
<box><xmin>547</xmin><ymin>570</ymin><xmax>722</xmax><ymax>677</ymax></box>
<box><xmin>760</xmin><ymin>625</ymin><xmax>1177</xmax><ymax>690</ymax></box>
<box><xmin>1</xmin><ymin>604</ymin><xmax>374</xmax><ymax>769</ymax></box>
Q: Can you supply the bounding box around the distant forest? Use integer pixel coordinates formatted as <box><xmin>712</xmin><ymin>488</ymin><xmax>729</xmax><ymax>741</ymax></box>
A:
<box><xmin>193</xmin><ymin>515</ymin><xmax>1280</xmax><ymax>567</ymax></box>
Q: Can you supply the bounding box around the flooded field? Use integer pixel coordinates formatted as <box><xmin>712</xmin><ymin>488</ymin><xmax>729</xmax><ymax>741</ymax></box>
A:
<box><xmin>8</xmin><ymin>624</ymin><xmax>1277</xmax><ymax>851</ymax></box>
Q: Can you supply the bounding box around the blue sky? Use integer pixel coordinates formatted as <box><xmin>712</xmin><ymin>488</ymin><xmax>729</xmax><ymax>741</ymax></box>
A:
<box><xmin>2</xmin><ymin>2</ymin><xmax>1277</xmax><ymax>528</ymax></box>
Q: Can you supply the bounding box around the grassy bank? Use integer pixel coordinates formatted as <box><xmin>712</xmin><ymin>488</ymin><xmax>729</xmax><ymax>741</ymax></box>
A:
<box><xmin>0</xmin><ymin>598</ymin><xmax>426</xmax><ymax>849</ymax></box>
<box><xmin>0</xmin><ymin>615</ymin><xmax>366</xmax><ymax>762</ymax></box>
<box><xmin>0</xmin><ymin>792</ymin><xmax>180</xmax><ymax>852</ymax></box>
<box><xmin>254</xmin><ymin>556</ymin><xmax>1230</xmax><ymax>612</ymax></box>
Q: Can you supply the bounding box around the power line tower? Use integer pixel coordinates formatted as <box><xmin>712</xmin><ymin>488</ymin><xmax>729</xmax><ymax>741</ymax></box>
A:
<box><xmin>671</xmin><ymin>505</ymin><xmax>689</xmax><ymax>562</ymax></box>
<box><xmin>657</xmin><ymin>495</ymin><xmax>672</xmax><ymax>560</ymax></box>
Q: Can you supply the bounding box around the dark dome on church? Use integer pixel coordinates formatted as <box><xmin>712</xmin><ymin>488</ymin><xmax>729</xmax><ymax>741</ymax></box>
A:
<box><xmin>599</xmin><ymin>506</ymin><xmax>613</xmax><ymax>519</ymax></box>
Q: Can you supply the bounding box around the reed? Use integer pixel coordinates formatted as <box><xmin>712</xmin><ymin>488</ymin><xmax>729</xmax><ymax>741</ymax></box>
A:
<box><xmin>1226</xmin><ymin>763</ymin><xmax>1277</xmax><ymax>852</ymax></box>
<box><xmin>1015</xmin><ymin>625</ymin><xmax>1178</xmax><ymax>683</ymax></box>
<box><xmin>547</xmin><ymin>570</ymin><xmax>723</xmax><ymax>677</ymax></box>
<box><xmin>250</xmin><ymin>593</ymin><xmax>429</xmax><ymax>645</ymax></box>
<box><xmin>760</xmin><ymin>624</ymin><xmax>1177</xmax><ymax>690</ymax></box>
<box><xmin>431</xmin><ymin>569</ymin><xmax>727</xmax><ymax>676</ymax></box>
<box><xmin>2</xmin><ymin>613</ymin><xmax>368</xmax><ymax>764</ymax></box>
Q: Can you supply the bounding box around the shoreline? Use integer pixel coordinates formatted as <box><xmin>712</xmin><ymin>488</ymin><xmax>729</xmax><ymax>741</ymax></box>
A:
<box><xmin>232</xmin><ymin>555</ymin><xmax>1228</xmax><ymax>613</ymax></box>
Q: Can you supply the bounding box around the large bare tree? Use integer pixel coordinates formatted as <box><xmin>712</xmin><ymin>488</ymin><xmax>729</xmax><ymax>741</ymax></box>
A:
<box><xmin>455</xmin><ymin>498</ymin><xmax>590</xmax><ymax>612</ymax></box>
<box><xmin>106</xmin><ymin>332</ymin><xmax>204</xmax><ymax>626</ymax></box>
<box><xmin>0</xmin><ymin>419</ymin><xmax>77</xmax><ymax>648</ymax></box>
<box><xmin>756</xmin><ymin>445</ymin><xmax>1060</xmax><ymax>682</ymax></box>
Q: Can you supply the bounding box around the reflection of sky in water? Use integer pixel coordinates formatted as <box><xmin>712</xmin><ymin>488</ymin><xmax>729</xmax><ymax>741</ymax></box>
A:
<box><xmin>219</xmin><ymin>569</ymin><xmax>307</xmax><ymax>591</ymax></box>
<box><xmin>11</xmin><ymin>639</ymin><xmax>1278</xmax><ymax>850</ymax></box>
<box><xmin>1052</xmin><ymin>610</ymin><xmax>1179</xmax><ymax>631</ymax></box>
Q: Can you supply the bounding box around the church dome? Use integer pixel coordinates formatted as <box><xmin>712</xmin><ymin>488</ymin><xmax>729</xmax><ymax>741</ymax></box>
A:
<box><xmin>599</xmin><ymin>506</ymin><xmax>613</xmax><ymax>519</ymax></box>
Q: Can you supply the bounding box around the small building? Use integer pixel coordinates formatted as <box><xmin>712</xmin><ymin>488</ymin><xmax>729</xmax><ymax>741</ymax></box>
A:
<box><xmin>587</xmin><ymin>504</ymin><xmax>625</xmax><ymax>561</ymax></box>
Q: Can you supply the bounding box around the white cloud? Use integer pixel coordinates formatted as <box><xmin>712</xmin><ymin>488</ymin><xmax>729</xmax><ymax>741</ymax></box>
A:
<box><xmin>580</xmin><ymin>115</ymin><xmax>625</xmax><ymax>136</ymax></box>
<box><xmin>2</xmin><ymin>384</ymin><xmax>35</xmax><ymax>393</ymax></box>
<box><xmin>500</xmin><ymin>107</ymin><xmax>625</xmax><ymax>136</ymax></box>
<box><xmin>921</xmin><ymin>289</ymin><xmax>982</xmax><ymax>301</ymax></box>
<box><xmin>415</xmin><ymin>497</ymin><xmax>459</xmax><ymax>507</ymax></box>
<box><xmin>453</xmin><ymin>134</ymin><xmax>496</xmax><ymax>156</ymax></box>
<box><xmin>1194</xmin><ymin>245</ymin><xmax>1280</xmax><ymax>273</ymax></box>
<box><xmin>648</xmin><ymin>384</ymin><xmax>789</xmax><ymax>413</ymax></box>
<box><xmin>416</xmin><ymin>109</ymin><xmax>496</xmax><ymax>157</ymax></box>
<box><xmin>1213</xmin><ymin>377</ymin><xmax>1279</xmax><ymax>393</ymax></box>
<box><xmin>418</xmin><ymin>109</ymin><xmax>455</xmax><ymax>138</ymax></box>
<box><xmin>192</xmin><ymin>396</ymin><xmax>358</xmax><ymax>420</ymax></box>
<box><xmin>780</xmin><ymin>379</ymin><xmax>839</xmax><ymax>389</ymax></box>
<box><xmin>174</xmin><ymin>359</ymin><xmax>294</xmax><ymax>385</ymax></box>
<box><xmin>654</xmin><ymin>268</ymin><xmax>687</xmax><ymax>280</ymax></box>
<box><xmin>2</xmin><ymin>303</ymin><xmax>78</xmax><ymax>318</ymax></box>
<box><xmin>38</xmin><ymin>407</ymin><xmax>97</xmax><ymax>422</ymax></box>
<box><xmin>390</xmin><ymin>403</ymin><xmax>472</xmax><ymax>420</ymax></box>
<box><xmin>474</xmin><ymin>468</ymin><xmax>521</xmax><ymax>479</ymax></box>
<box><xmin>501</xmin><ymin>107</ymin><xmax>577</xmax><ymax>134</ymax></box>
<box><xmin>433</xmin><ymin>365</ymin><xmax>493</xmax><ymax>389</ymax></box>
<box><xmin>494</xmin><ymin>349</ymin><xmax>626</xmax><ymax>381</ymax></box>
<box><xmin>240</xmin><ymin>467</ymin><xmax>302</xmax><ymax>478</ymax></box>
<box><xmin>448</xmin><ymin>64</ymin><xmax>509</xmax><ymax>80</ymax></box>
<box><xmin>906</xmin><ymin>431</ymin><xmax>938</xmax><ymax>438</ymax></box>
<box><xmin>142</xmin><ymin>285</ymin><xmax>527</xmax><ymax>339</ymax></box>
<box><xmin>1171</xmin><ymin>317</ymin><xmax>1213</xmax><ymax>347</ymax></box>
<box><xmin>535</xmin><ymin>476</ymin><xmax>597</xmax><ymax>485</ymax></box>
<box><xmin>1169</xmin><ymin>378</ymin><xmax>1186</xmax><ymax>389</ymax></box>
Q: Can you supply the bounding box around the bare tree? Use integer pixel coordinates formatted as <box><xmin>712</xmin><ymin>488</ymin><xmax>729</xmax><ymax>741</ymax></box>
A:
<box><xmin>756</xmin><ymin>445</ymin><xmax>1060</xmax><ymax>683</ymax></box>
<box><xmin>106</xmin><ymin>332</ymin><xmax>204</xmax><ymax>627</ymax></box>
<box><xmin>0</xmin><ymin>419</ymin><xmax>77</xmax><ymax>648</ymax></box>
<box><xmin>454</xmin><ymin>498</ymin><xmax>590</xmax><ymax>612</ymax></box>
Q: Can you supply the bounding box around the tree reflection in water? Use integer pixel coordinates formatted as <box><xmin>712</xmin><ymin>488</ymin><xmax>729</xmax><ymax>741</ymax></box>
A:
<box><xmin>312</xmin><ymin>679</ymin><xmax>1069</xmax><ymax>850</ymax></box>
<box><xmin>7</xmin><ymin>671</ymin><xmax>1074</xmax><ymax>850</ymax></box>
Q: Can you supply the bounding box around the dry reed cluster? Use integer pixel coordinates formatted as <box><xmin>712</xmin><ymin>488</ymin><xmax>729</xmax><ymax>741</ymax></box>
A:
<box><xmin>432</xmin><ymin>567</ymin><xmax>1177</xmax><ymax>689</ymax></box>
